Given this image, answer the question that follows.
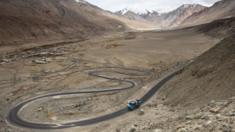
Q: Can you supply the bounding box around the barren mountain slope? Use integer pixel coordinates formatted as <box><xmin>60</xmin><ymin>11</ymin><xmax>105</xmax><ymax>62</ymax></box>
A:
<box><xmin>158</xmin><ymin>18</ymin><xmax>235</xmax><ymax>107</ymax></box>
<box><xmin>160</xmin><ymin>4</ymin><xmax>206</xmax><ymax>28</ymax></box>
<box><xmin>0</xmin><ymin>0</ymin><xmax>125</xmax><ymax>51</ymax></box>
<box><xmin>197</xmin><ymin>17</ymin><xmax>235</xmax><ymax>37</ymax></box>
<box><xmin>181</xmin><ymin>0</ymin><xmax>235</xmax><ymax>27</ymax></box>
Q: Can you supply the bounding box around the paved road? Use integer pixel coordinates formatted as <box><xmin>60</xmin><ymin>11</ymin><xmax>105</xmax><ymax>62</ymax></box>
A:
<box><xmin>7</xmin><ymin>67</ymin><xmax>184</xmax><ymax>129</ymax></box>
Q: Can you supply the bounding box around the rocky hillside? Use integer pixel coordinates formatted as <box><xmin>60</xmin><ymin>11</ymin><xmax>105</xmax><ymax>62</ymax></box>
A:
<box><xmin>181</xmin><ymin>0</ymin><xmax>235</xmax><ymax>27</ymax></box>
<box><xmin>158</xmin><ymin>17</ymin><xmax>235</xmax><ymax>108</ymax></box>
<box><xmin>0</xmin><ymin>0</ymin><xmax>125</xmax><ymax>49</ymax></box>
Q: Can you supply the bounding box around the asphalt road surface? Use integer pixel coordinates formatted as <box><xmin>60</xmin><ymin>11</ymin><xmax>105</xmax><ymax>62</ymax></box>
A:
<box><xmin>6</xmin><ymin>67</ymin><xmax>184</xmax><ymax>129</ymax></box>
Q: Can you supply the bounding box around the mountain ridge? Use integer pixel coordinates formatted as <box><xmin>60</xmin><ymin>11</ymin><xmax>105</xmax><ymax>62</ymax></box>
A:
<box><xmin>181</xmin><ymin>0</ymin><xmax>235</xmax><ymax>27</ymax></box>
<box><xmin>115</xmin><ymin>4</ymin><xmax>207</xmax><ymax>28</ymax></box>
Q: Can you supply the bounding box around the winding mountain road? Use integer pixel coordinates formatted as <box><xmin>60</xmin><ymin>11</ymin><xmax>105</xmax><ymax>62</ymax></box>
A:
<box><xmin>6</xmin><ymin>67</ymin><xmax>184</xmax><ymax>129</ymax></box>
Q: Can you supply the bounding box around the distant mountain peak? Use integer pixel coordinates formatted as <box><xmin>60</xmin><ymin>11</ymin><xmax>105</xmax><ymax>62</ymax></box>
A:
<box><xmin>179</xmin><ymin>4</ymin><xmax>205</xmax><ymax>9</ymax></box>
<box><xmin>75</xmin><ymin>0</ymin><xmax>88</xmax><ymax>4</ymax></box>
<box><xmin>115</xmin><ymin>8</ymin><xmax>160</xmax><ymax>21</ymax></box>
<box><xmin>139</xmin><ymin>9</ymin><xmax>159</xmax><ymax>16</ymax></box>
<box><xmin>118</xmin><ymin>8</ymin><xmax>132</xmax><ymax>15</ymax></box>
<box><xmin>116</xmin><ymin>8</ymin><xmax>159</xmax><ymax>15</ymax></box>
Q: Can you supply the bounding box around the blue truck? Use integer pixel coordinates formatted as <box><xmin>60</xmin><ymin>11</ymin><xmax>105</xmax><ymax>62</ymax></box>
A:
<box><xmin>127</xmin><ymin>99</ymin><xmax>143</xmax><ymax>111</ymax></box>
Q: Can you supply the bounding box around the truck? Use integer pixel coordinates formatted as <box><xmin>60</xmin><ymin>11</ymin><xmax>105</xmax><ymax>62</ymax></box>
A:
<box><xmin>127</xmin><ymin>99</ymin><xmax>143</xmax><ymax>111</ymax></box>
